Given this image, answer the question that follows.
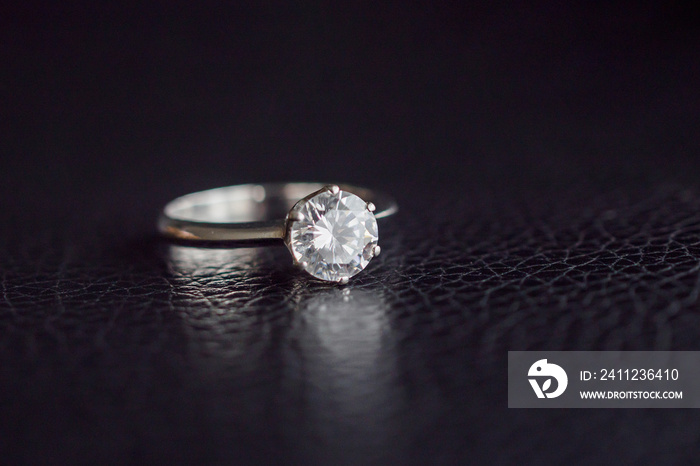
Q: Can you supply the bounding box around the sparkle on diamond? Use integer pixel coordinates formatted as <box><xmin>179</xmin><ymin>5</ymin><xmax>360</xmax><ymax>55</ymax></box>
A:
<box><xmin>289</xmin><ymin>189</ymin><xmax>378</xmax><ymax>282</ymax></box>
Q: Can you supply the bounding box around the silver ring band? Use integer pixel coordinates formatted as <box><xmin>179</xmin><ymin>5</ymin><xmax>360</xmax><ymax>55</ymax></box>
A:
<box><xmin>159</xmin><ymin>183</ymin><xmax>398</xmax><ymax>243</ymax></box>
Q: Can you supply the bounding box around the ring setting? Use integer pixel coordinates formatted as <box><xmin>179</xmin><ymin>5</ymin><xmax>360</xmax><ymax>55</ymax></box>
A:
<box><xmin>286</xmin><ymin>185</ymin><xmax>379</xmax><ymax>283</ymax></box>
<box><xmin>159</xmin><ymin>183</ymin><xmax>397</xmax><ymax>283</ymax></box>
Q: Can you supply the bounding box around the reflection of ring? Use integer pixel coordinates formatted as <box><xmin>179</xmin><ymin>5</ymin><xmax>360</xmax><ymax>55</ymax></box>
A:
<box><xmin>159</xmin><ymin>183</ymin><xmax>398</xmax><ymax>283</ymax></box>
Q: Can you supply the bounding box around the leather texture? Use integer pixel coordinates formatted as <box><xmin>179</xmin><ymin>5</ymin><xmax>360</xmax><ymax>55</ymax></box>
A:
<box><xmin>2</xmin><ymin>2</ymin><xmax>700</xmax><ymax>464</ymax></box>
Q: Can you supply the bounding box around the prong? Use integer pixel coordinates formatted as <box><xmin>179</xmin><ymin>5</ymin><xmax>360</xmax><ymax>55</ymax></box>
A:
<box><xmin>301</xmin><ymin>261</ymin><xmax>308</xmax><ymax>268</ymax></box>
<box><xmin>366</xmin><ymin>201</ymin><xmax>376</xmax><ymax>212</ymax></box>
<box><xmin>338</xmin><ymin>277</ymin><xmax>350</xmax><ymax>285</ymax></box>
<box><xmin>289</xmin><ymin>211</ymin><xmax>304</xmax><ymax>222</ymax></box>
<box><xmin>372</xmin><ymin>245</ymin><xmax>381</xmax><ymax>257</ymax></box>
<box><xmin>325</xmin><ymin>184</ymin><xmax>340</xmax><ymax>195</ymax></box>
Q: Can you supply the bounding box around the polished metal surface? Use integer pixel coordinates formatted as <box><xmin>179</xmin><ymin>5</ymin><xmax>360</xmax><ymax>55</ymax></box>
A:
<box><xmin>159</xmin><ymin>183</ymin><xmax>398</xmax><ymax>243</ymax></box>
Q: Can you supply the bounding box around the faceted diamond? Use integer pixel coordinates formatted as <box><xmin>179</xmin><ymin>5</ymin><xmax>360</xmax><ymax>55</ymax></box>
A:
<box><xmin>288</xmin><ymin>189</ymin><xmax>379</xmax><ymax>282</ymax></box>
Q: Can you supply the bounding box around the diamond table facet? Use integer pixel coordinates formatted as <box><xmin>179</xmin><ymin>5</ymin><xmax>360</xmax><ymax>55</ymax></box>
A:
<box><xmin>287</xmin><ymin>189</ymin><xmax>379</xmax><ymax>282</ymax></box>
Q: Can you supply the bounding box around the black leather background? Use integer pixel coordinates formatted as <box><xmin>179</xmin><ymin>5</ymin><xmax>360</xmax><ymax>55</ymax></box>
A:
<box><xmin>2</xmin><ymin>2</ymin><xmax>700</xmax><ymax>464</ymax></box>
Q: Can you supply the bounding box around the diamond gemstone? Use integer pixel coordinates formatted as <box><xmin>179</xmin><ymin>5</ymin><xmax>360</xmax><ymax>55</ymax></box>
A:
<box><xmin>288</xmin><ymin>189</ymin><xmax>379</xmax><ymax>282</ymax></box>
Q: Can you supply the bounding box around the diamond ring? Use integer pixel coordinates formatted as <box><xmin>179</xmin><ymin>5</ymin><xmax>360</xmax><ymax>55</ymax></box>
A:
<box><xmin>158</xmin><ymin>183</ymin><xmax>398</xmax><ymax>283</ymax></box>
